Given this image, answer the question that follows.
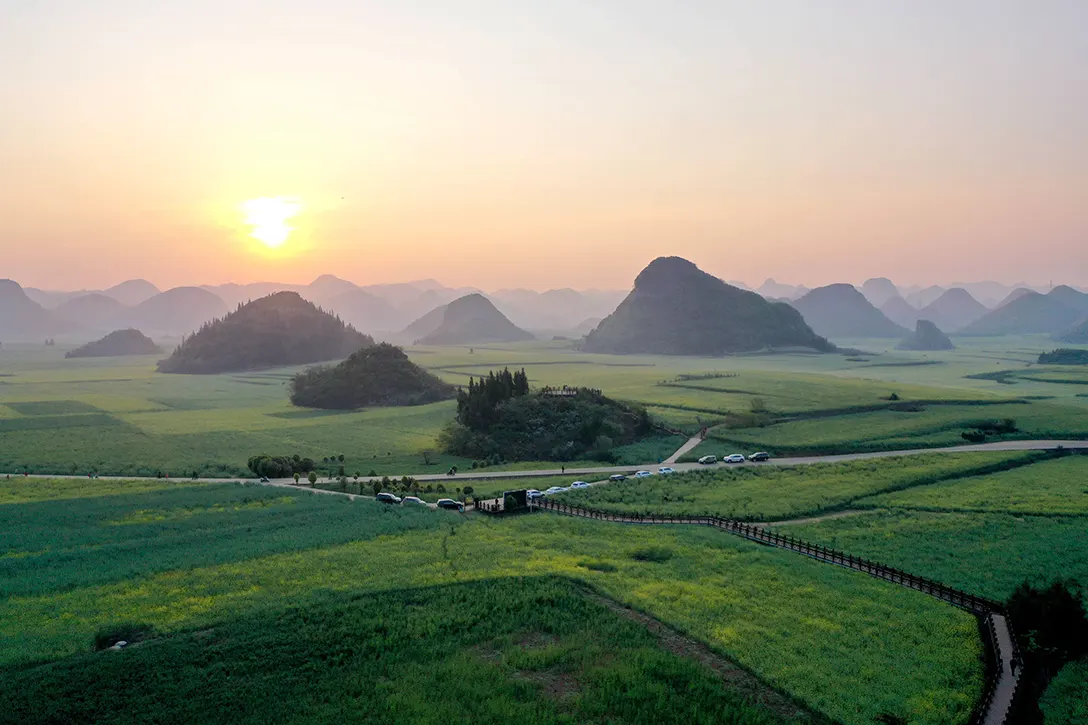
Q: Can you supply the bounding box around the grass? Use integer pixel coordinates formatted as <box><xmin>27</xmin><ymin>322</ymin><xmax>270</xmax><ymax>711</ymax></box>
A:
<box><xmin>555</xmin><ymin>452</ymin><xmax>1040</xmax><ymax>520</ymax></box>
<box><xmin>0</xmin><ymin>577</ymin><xmax>805</xmax><ymax>725</ymax></box>
<box><xmin>0</xmin><ymin>477</ymin><xmax>982</xmax><ymax>725</ymax></box>
<box><xmin>779</xmin><ymin>510</ymin><xmax>1088</xmax><ymax>605</ymax></box>
<box><xmin>857</xmin><ymin>454</ymin><xmax>1088</xmax><ymax>515</ymax></box>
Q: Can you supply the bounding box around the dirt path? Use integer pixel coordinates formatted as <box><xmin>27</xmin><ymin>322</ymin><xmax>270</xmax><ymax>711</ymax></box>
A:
<box><xmin>753</xmin><ymin>510</ymin><xmax>869</xmax><ymax>527</ymax></box>
<box><xmin>580</xmin><ymin>588</ymin><xmax>830</xmax><ymax>724</ymax></box>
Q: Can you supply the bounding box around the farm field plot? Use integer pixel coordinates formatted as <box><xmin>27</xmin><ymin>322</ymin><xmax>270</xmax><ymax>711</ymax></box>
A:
<box><xmin>858</xmin><ymin>454</ymin><xmax>1088</xmax><ymax>515</ymax></box>
<box><xmin>688</xmin><ymin>400</ymin><xmax>1088</xmax><ymax>457</ymax></box>
<box><xmin>555</xmin><ymin>452</ymin><xmax>1040</xmax><ymax>520</ymax></box>
<box><xmin>780</xmin><ymin>511</ymin><xmax>1088</xmax><ymax>606</ymax></box>
<box><xmin>0</xmin><ymin>478</ymin><xmax>981</xmax><ymax>725</ymax></box>
<box><xmin>0</xmin><ymin>577</ymin><xmax>805</xmax><ymax>725</ymax></box>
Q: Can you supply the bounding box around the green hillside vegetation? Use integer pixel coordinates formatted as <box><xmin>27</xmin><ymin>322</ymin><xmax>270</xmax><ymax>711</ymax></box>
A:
<box><xmin>791</xmin><ymin>283</ymin><xmax>909</xmax><ymax>339</ymax></box>
<box><xmin>416</xmin><ymin>293</ymin><xmax>534</xmax><ymax>345</ymax></box>
<box><xmin>65</xmin><ymin>329</ymin><xmax>161</xmax><ymax>358</ymax></box>
<box><xmin>1039</xmin><ymin>348</ymin><xmax>1088</xmax><ymax>365</ymax></box>
<box><xmin>441</xmin><ymin>368</ymin><xmax>654</xmax><ymax>461</ymax></box>
<box><xmin>158</xmin><ymin>291</ymin><xmax>373</xmax><ymax>374</ymax></box>
<box><xmin>897</xmin><ymin>319</ymin><xmax>955</xmax><ymax>351</ymax></box>
<box><xmin>289</xmin><ymin>342</ymin><xmax>455</xmax><ymax>409</ymax></box>
<box><xmin>582</xmin><ymin>257</ymin><xmax>833</xmax><ymax>355</ymax></box>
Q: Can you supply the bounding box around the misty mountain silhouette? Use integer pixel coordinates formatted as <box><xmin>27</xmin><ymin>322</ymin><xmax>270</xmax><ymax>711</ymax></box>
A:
<box><xmin>1047</xmin><ymin>285</ymin><xmax>1088</xmax><ymax>315</ymax></box>
<box><xmin>325</xmin><ymin>289</ymin><xmax>408</xmax><ymax>333</ymax></box>
<box><xmin>55</xmin><ymin>293</ymin><xmax>129</xmax><ymax>332</ymax></box>
<box><xmin>0</xmin><ymin>279</ymin><xmax>73</xmax><ymax>339</ymax></box>
<box><xmin>1057</xmin><ymin>318</ymin><xmax>1088</xmax><ymax>344</ymax></box>
<box><xmin>995</xmin><ymin>288</ymin><xmax>1035</xmax><ymax>309</ymax></box>
<box><xmin>102</xmin><ymin>279</ymin><xmax>161</xmax><ymax>307</ymax></box>
<box><xmin>915</xmin><ymin>288</ymin><xmax>988</xmax><ymax>332</ymax></box>
<box><xmin>127</xmin><ymin>287</ymin><xmax>228</xmax><ymax>336</ymax></box>
<box><xmin>158</xmin><ymin>292</ymin><xmax>372</xmax><ymax>374</ymax></box>
<box><xmin>959</xmin><ymin>291</ymin><xmax>1083</xmax><ymax>336</ymax></box>
<box><xmin>582</xmin><ymin>257</ymin><xmax>832</xmax><ymax>355</ymax></box>
<box><xmin>66</xmin><ymin>329</ymin><xmax>162</xmax><ymax>358</ymax></box>
<box><xmin>860</xmin><ymin>277</ymin><xmax>900</xmax><ymax>308</ymax></box>
<box><xmin>904</xmin><ymin>285</ymin><xmax>946</xmax><ymax>309</ymax></box>
<box><xmin>897</xmin><ymin>320</ymin><xmax>954</xmax><ymax>351</ymax></box>
<box><xmin>415</xmin><ymin>294</ymin><xmax>534</xmax><ymax>345</ymax></box>
<box><xmin>879</xmin><ymin>295</ymin><xmax>919</xmax><ymax>329</ymax></box>
<box><xmin>791</xmin><ymin>284</ymin><xmax>908</xmax><ymax>339</ymax></box>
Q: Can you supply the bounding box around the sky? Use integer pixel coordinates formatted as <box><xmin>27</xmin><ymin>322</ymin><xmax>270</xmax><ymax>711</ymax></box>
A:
<box><xmin>2</xmin><ymin>0</ymin><xmax>1086</xmax><ymax>292</ymax></box>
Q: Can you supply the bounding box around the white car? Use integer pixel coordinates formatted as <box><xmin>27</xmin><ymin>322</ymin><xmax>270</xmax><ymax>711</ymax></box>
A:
<box><xmin>544</xmin><ymin>486</ymin><xmax>567</xmax><ymax>495</ymax></box>
<box><xmin>526</xmin><ymin>489</ymin><xmax>544</xmax><ymax>501</ymax></box>
<box><xmin>401</xmin><ymin>496</ymin><xmax>426</xmax><ymax>506</ymax></box>
<box><xmin>697</xmin><ymin>455</ymin><xmax>718</xmax><ymax>465</ymax></box>
<box><xmin>570</xmin><ymin>481</ymin><xmax>590</xmax><ymax>489</ymax></box>
<box><xmin>657</xmin><ymin>467</ymin><xmax>675</xmax><ymax>475</ymax></box>
<box><xmin>634</xmin><ymin>470</ymin><xmax>653</xmax><ymax>478</ymax></box>
<box><xmin>724</xmin><ymin>454</ymin><xmax>746</xmax><ymax>463</ymax></box>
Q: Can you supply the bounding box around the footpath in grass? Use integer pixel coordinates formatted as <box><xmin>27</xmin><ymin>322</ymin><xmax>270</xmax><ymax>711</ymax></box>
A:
<box><xmin>0</xmin><ymin>489</ymin><xmax>981</xmax><ymax>725</ymax></box>
<box><xmin>0</xmin><ymin>577</ymin><xmax>806</xmax><ymax>725</ymax></box>
<box><xmin>857</xmin><ymin>454</ymin><xmax>1088</xmax><ymax>515</ymax></box>
<box><xmin>556</xmin><ymin>452</ymin><xmax>1040</xmax><ymax>520</ymax></box>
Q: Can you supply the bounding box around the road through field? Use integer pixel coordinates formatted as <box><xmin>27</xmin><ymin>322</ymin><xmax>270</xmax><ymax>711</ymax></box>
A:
<box><xmin>4</xmin><ymin>440</ymin><xmax>1086</xmax><ymax>485</ymax></box>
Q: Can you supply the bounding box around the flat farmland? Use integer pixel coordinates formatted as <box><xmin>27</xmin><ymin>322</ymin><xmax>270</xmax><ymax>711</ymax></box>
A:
<box><xmin>0</xmin><ymin>476</ymin><xmax>982</xmax><ymax>725</ymax></box>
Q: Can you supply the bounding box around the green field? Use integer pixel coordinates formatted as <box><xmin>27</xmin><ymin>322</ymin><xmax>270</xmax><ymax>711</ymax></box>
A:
<box><xmin>857</xmin><ymin>454</ymin><xmax>1088</xmax><ymax>515</ymax></box>
<box><xmin>0</xmin><ymin>577</ymin><xmax>805</xmax><ymax>725</ymax></box>
<box><xmin>0</xmin><ymin>477</ymin><xmax>982</xmax><ymax>725</ymax></box>
<box><xmin>2</xmin><ymin>337</ymin><xmax>1087</xmax><ymax>477</ymax></box>
<box><xmin>555</xmin><ymin>452</ymin><xmax>1041</xmax><ymax>520</ymax></box>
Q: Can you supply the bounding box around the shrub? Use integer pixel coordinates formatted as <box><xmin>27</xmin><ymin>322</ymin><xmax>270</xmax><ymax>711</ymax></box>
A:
<box><xmin>93</xmin><ymin>623</ymin><xmax>155</xmax><ymax>651</ymax></box>
<box><xmin>629</xmin><ymin>546</ymin><xmax>674</xmax><ymax>563</ymax></box>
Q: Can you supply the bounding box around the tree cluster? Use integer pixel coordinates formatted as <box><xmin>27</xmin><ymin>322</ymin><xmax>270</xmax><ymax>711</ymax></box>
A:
<box><xmin>247</xmin><ymin>454</ymin><xmax>316</xmax><ymax>479</ymax></box>
<box><xmin>289</xmin><ymin>343</ymin><xmax>455</xmax><ymax>410</ymax></box>
<box><xmin>1038</xmin><ymin>348</ymin><xmax>1088</xmax><ymax>365</ymax></box>
<box><xmin>442</xmin><ymin>369</ymin><xmax>654</xmax><ymax>462</ymax></box>
<box><xmin>454</xmin><ymin>368</ymin><xmax>530</xmax><ymax>429</ymax></box>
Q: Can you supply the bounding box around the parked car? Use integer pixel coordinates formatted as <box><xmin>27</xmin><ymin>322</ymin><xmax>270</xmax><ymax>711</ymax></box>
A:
<box><xmin>724</xmin><ymin>454</ymin><xmax>746</xmax><ymax>463</ymax></box>
<box><xmin>259</xmin><ymin>476</ymin><xmax>270</xmax><ymax>483</ymax></box>
<box><xmin>526</xmin><ymin>489</ymin><xmax>545</xmax><ymax>501</ymax></box>
<box><xmin>748</xmin><ymin>452</ymin><xmax>771</xmax><ymax>462</ymax></box>
<box><xmin>436</xmin><ymin>498</ymin><xmax>464</xmax><ymax>511</ymax></box>
<box><xmin>657</xmin><ymin>467</ymin><xmax>675</xmax><ymax>475</ymax></box>
<box><xmin>633</xmin><ymin>470</ymin><xmax>652</xmax><ymax>478</ymax></box>
<box><xmin>544</xmin><ymin>486</ymin><xmax>567</xmax><ymax>495</ymax></box>
<box><xmin>608</xmin><ymin>474</ymin><xmax>626</xmax><ymax>482</ymax></box>
<box><xmin>402</xmin><ymin>496</ymin><xmax>426</xmax><ymax>506</ymax></box>
<box><xmin>570</xmin><ymin>481</ymin><xmax>590</xmax><ymax>489</ymax></box>
<box><xmin>697</xmin><ymin>455</ymin><xmax>718</xmax><ymax>465</ymax></box>
<box><xmin>375</xmin><ymin>492</ymin><xmax>402</xmax><ymax>504</ymax></box>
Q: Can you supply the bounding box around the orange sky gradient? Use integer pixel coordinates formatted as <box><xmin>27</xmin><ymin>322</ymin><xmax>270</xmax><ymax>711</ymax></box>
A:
<box><xmin>2</xmin><ymin>1</ymin><xmax>1086</xmax><ymax>292</ymax></box>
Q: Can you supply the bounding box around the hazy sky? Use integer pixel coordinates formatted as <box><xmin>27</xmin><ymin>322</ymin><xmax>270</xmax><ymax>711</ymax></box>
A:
<box><xmin>2</xmin><ymin>0</ymin><xmax>1086</xmax><ymax>291</ymax></box>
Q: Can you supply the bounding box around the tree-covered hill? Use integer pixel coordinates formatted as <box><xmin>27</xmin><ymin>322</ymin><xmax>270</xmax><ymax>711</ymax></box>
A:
<box><xmin>415</xmin><ymin>294</ymin><xmax>534</xmax><ymax>345</ymax></box>
<box><xmin>289</xmin><ymin>343</ymin><xmax>455</xmax><ymax>409</ymax></box>
<box><xmin>582</xmin><ymin>257</ymin><xmax>833</xmax><ymax>355</ymax></box>
<box><xmin>440</xmin><ymin>367</ymin><xmax>655</xmax><ymax>461</ymax></box>
<box><xmin>158</xmin><ymin>292</ymin><xmax>373</xmax><ymax>374</ymax></box>
<box><xmin>66</xmin><ymin>329</ymin><xmax>161</xmax><ymax>358</ymax></box>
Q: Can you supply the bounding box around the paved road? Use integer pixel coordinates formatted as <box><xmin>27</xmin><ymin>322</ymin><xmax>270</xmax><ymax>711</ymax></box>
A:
<box><xmin>662</xmin><ymin>434</ymin><xmax>705</xmax><ymax>464</ymax></box>
<box><xmin>4</xmin><ymin>440</ymin><xmax>1084</xmax><ymax>486</ymax></box>
<box><xmin>984</xmin><ymin>613</ymin><xmax>1021</xmax><ymax>725</ymax></box>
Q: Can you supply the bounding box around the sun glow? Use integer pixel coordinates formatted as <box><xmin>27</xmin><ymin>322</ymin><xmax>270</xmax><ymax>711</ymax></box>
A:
<box><xmin>242</xmin><ymin>197</ymin><xmax>301</xmax><ymax>248</ymax></box>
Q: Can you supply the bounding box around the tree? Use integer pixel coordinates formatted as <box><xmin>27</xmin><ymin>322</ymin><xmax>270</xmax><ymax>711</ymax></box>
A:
<box><xmin>371</xmin><ymin>480</ymin><xmax>382</xmax><ymax>497</ymax></box>
<box><xmin>422</xmin><ymin>449</ymin><xmax>434</xmax><ymax>465</ymax></box>
<box><xmin>462</xmin><ymin>485</ymin><xmax>474</xmax><ymax>497</ymax></box>
<box><xmin>307</xmin><ymin>471</ymin><xmax>317</xmax><ymax>485</ymax></box>
<box><xmin>749</xmin><ymin>397</ymin><xmax>766</xmax><ymax>413</ymax></box>
<box><xmin>294</xmin><ymin>472</ymin><xmax>300</xmax><ymax>484</ymax></box>
<box><xmin>338</xmin><ymin>454</ymin><xmax>345</xmax><ymax>463</ymax></box>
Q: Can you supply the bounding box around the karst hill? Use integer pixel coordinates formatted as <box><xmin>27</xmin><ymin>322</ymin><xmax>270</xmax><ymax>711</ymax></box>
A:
<box><xmin>582</xmin><ymin>257</ymin><xmax>833</xmax><ymax>355</ymax></box>
<box><xmin>157</xmin><ymin>292</ymin><xmax>373</xmax><ymax>373</ymax></box>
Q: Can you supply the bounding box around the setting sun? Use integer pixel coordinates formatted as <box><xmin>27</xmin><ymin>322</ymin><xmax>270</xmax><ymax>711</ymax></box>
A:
<box><xmin>241</xmin><ymin>196</ymin><xmax>301</xmax><ymax>248</ymax></box>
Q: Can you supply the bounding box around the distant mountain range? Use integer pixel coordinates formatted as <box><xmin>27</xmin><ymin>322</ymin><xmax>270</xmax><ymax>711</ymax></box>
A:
<box><xmin>414</xmin><ymin>294</ymin><xmax>535</xmax><ymax>345</ymax></box>
<box><xmin>960</xmin><ymin>287</ymin><xmax>1088</xmax><ymax>336</ymax></box>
